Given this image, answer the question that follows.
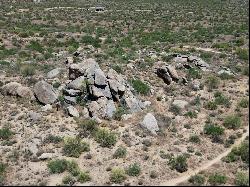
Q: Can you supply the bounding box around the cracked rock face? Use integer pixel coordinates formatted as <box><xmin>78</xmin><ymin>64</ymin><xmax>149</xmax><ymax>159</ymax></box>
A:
<box><xmin>34</xmin><ymin>80</ymin><xmax>58</xmax><ymax>105</ymax></box>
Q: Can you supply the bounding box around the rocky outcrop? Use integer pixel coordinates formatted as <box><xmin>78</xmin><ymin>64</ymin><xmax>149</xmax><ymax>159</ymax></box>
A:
<box><xmin>141</xmin><ymin>113</ymin><xmax>159</xmax><ymax>135</ymax></box>
<box><xmin>34</xmin><ymin>81</ymin><xmax>58</xmax><ymax>105</ymax></box>
<box><xmin>1</xmin><ymin>82</ymin><xmax>35</xmax><ymax>100</ymax></box>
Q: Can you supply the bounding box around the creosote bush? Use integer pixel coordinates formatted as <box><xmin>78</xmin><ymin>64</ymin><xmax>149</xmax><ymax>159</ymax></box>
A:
<box><xmin>94</xmin><ymin>128</ymin><xmax>117</xmax><ymax>148</ymax></box>
<box><xmin>110</xmin><ymin>168</ymin><xmax>126</xmax><ymax>184</ymax></box>
<box><xmin>63</xmin><ymin>137</ymin><xmax>90</xmax><ymax>158</ymax></box>
<box><xmin>130</xmin><ymin>79</ymin><xmax>150</xmax><ymax>95</ymax></box>
<box><xmin>126</xmin><ymin>163</ymin><xmax>141</xmax><ymax>176</ymax></box>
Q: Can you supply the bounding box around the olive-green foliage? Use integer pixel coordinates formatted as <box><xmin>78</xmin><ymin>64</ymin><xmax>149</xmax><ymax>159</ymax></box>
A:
<box><xmin>20</xmin><ymin>64</ymin><xmax>36</xmax><ymax>77</ymax></box>
<box><xmin>206</xmin><ymin>76</ymin><xmax>220</xmax><ymax>91</ymax></box>
<box><xmin>27</xmin><ymin>40</ymin><xmax>44</xmax><ymax>53</ymax></box>
<box><xmin>208</xmin><ymin>173</ymin><xmax>227</xmax><ymax>185</ymax></box>
<box><xmin>130</xmin><ymin>79</ymin><xmax>150</xmax><ymax>95</ymax></box>
<box><xmin>77</xmin><ymin>171</ymin><xmax>91</xmax><ymax>183</ymax></box>
<box><xmin>113</xmin><ymin>106</ymin><xmax>128</xmax><ymax>121</ymax></box>
<box><xmin>77</xmin><ymin>119</ymin><xmax>98</xmax><ymax>138</ymax></box>
<box><xmin>214</xmin><ymin>91</ymin><xmax>231</xmax><ymax>108</ymax></box>
<box><xmin>43</xmin><ymin>134</ymin><xmax>63</xmax><ymax>144</ymax></box>
<box><xmin>236</xmin><ymin>48</ymin><xmax>249</xmax><ymax>61</ymax></box>
<box><xmin>47</xmin><ymin>159</ymin><xmax>68</xmax><ymax>173</ymax></box>
<box><xmin>94</xmin><ymin>128</ymin><xmax>117</xmax><ymax>148</ymax></box>
<box><xmin>189</xmin><ymin>135</ymin><xmax>200</xmax><ymax>144</ymax></box>
<box><xmin>168</xmin><ymin>154</ymin><xmax>188</xmax><ymax>173</ymax></box>
<box><xmin>205</xmin><ymin>101</ymin><xmax>218</xmax><ymax>110</ymax></box>
<box><xmin>0</xmin><ymin>127</ymin><xmax>13</xmax><ymax>140</ymax></box>
<box><xmin>113</xmin><ymin>147</ymin><xmax>127</xmax><ymax>159</ymax></box>
<box><xmin>188</xmin><ymin>174</ymin><xmax>205</xmax><ymax>186</ymax></box>
<box><xmin>187</xmin><ymin>68</ymin><xmax>202</xmax><ymax>80</ymax></box>
<box><xmin>204</xmin><ymin>124</ymin><xmax>224</xmax><ymax>139</ymax></box>
<box><xmin>223</xmin><ymin>115</ymin><xmax>241</xmax><ymax>130</ymax></box>
<box><xmin>238</xmin><ymin>98</ymin><xmax>249</xmax><ymax>108</ymax></box>
<box><xmin>0</xmin><ymin>162</ymin><xmax>6</xmax><ymax>185</ymax></box>
<box><xmin>185</xmin><ymin>111</ymin><xmax>198</xmax><ymax>118</ymax></box>
<box><xmin>235</xmin><ymin>172</ymin><xmax>249</xmax><ymax>186</ymax></box>
<box><xmin>126</xmin><ymin>163</ymin><xmax>141</xmax><ymax>176</ymax></box>
<box><xmin>63</xmin><ymin>137</ymin><xmax>90</xmax><ymax>158</ymax></box>
<box><xmin>62</xmin><ymin>175</ymin><xmax>75</xmax><ymax>185</ymax></box>
<box><xmin>81</xmin><ymin>35</ymin><xmax>101</xmax><ymax>48</ymax></box>
<box><xmin>110</xmin><ymin>168</ymin><xmax>126</xmax><ymax>184</ymax></box>
<box><xmin>223</xmin><ymin>140</ymin><xmax>249</xmax><ymax>165</ymax></box>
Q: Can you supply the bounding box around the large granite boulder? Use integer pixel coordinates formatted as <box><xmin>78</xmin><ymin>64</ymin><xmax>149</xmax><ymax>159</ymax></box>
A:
<box><xmin>34</xmin><ymin>81</ymin><xmax>58</xmax><ymax>104</ymax></box>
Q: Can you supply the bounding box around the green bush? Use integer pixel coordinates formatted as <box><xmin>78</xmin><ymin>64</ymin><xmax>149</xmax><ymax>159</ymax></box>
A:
<box><xmin>113</xmin><ymin>106</ymin><xmax>128</xmax><ymax>121</ymax></box>
<box><xmin>208</xmin><ymin>173</ymin><xmax>227</xmax><ymax>185</ymax></box>
<box><xmin>110</xmin><ymin>168</ymin><xmax>126</xmax><ymax>184</ymax></box>
<box><xmin>214</xmin><ymin>92</ymin><xmax>231</xmax><ymax>107</ymax></box>
<box><xmin>62</xmin><ymin>175</ymin><xmax>75</xmax><ymax>185</ymax></box>
<box><xmin>223</xmin><ymin>115</ymin><xmax>241</xmax><ymax>130</ymax></box>
<box><xmin>189</xmin><ymin>135</ymin><xmax>201</xmax><ymax>144</ymax></box>
<box><xmin>63</xmin><ymin>137</ymin><xmax>90</xmax><ymax>158</ymax></box>
<box><xmin>81</xmin><ymin>35</ymin><xmax>101</xmax><ymax>48</ymax></box>
<box><xmin>235</xmin><ymin>172</ymin><xmax>249</xmax><ymax>186</ymax></box>
<box><xmin>169</xmin><ymin>105</ymin><xmax>182</xmax><ymax>115</ymax></box>
<box><xmin>77</xmin><ymin>171</ymin><xmax>91</xmax><ymax>183</ymax></box>
<box><xmin>20</xmin><ymin>64</ymin><xmax>36</xmax><ymax>77</ymax></box>
<box><xmin>205</xmin><ymin>101</ymin><xmax>218</xmax><ymax>110</ymax></box>
<box><xmin>67</xmin><ymin>160</ymin><xmax>80</xmax><ymax>176</ymax></box>
<box><xmin>187</xmin><ymin>68</ymin><xmax>202</xmax><ymax>80</ymax></box>
<box><xmin>43</xmin><ymin>134</ymin><xmax>63</xmax><ymax>144</ymax></box>
<box><xmin>94</xmin><ymin>128</ymin><xmax>117</xmax><ymax>148</ymax></box>
<box><xmin>27</xmin><ymin>40</ymin><xmax>44</xmax><ymax>53</ymax></box>
<box><xmin>126</xmin><ymin>163</ymin><xmax>141</xmax><ymax>176</ymax></box>
<box><xmin>188</xmin><ymin>174</ymin><xmax>205</xmax><ymax>186</ymax></box>
<box><xmin>0</xmin><ymin>163</ymin><xmax>6</xmax><ymax>185</ymax></box>
<box><xmin>47</xmin><ymin>159</ymin><xmax>68</xmax><ymax>173</ymax></box>
<box><xmin>77</xmin><ymin>119</ymin><xmax>98</xmax><ymax>138</ymax></box>
<box><xmin>130</xmin><ymin>79</ymin><xmax>150</xmax><ymax>95</ymax></box>
<box><xmin>185</xmin><ymin>111</ymin><xmax>198</xmax><ymax>118</ymax></box>
<box><xmin>204</xmin><ymin>124</ymin><xmax>224</xmax><ymax>140</ymax></box>
<box><xmin>168</xmin><ymin>154</ymin><xmax>188</xmax><ymax>173</ymax></box>
<box><xmin>206</xmin><ymin>76</ymin><xmax>220</xmax><ymax>91</ymax></box>
<box><xmin>238</xmin><ymin>98</ymin><xmax>249</xmax><ymax>108</ymax></box>
<box><xmin>113</xmin><ymin>147</ymin><xmax>127</xmax><ymax>159</ymax></box>
<box><xmin>236</xmin><ymin>48</ymin><xmax>249</xmax><ymax>61</ymax></box>
<box><xmin>0</xmin><ymin>127</ymin><xmax>13</xmax><ymax>140</ymax></box>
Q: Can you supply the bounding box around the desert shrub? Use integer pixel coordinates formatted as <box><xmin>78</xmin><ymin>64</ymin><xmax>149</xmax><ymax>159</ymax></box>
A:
<box><xmin>169</xmin><ymin>105</ymin><xmax>182</xmax><ymax>115</ymax></box>
<box><xmin>94</xmin><ymin>128</ymin><xmax>117</xmax><ymax>148</ymax></box>
<box><xmin>63</xmin><ymin>137</ymin><xmax>90</xmax><ymax>158</ymax></box>
<box><xmin>0</xmin><ymin>127</ymin><xmax>13</xmax><ymax>140</ymax></box>
<box><xmin>236</xmin><ymin>48</ymin><xmax>249</xmax><ymax>61</ymax></box>
<box><xmin>43</xmin><ymin>134</ymin><xmax>62</xmax><ymax>144</ymax></box>
<box><xmin>189</xmin><ymin>135</ymin><xmax>201</xmax><ymax>144</ymax></box>
<box><xmin>62</xmin><ymin>175</ymin><xmax>75</xmax><ymax>185</ymax></box>
<box><xmin>205</xmin><ymin>101</ymin><xmax>218</xmax><ymax>110</ymax></box>
<box><xmin>110</xmin><ymin>168</ymin><xmax>126</xmax><ymax>184</ymax></box>
<box><xmin>20</xmin><ymin>64</ymin><xmax>36</xmax><ymax>77</ymax></box>
<box><xmin>113</xmin><ymin>147</ymin><xmax>127</xmax><ymax>159</ymax></box>
<box><xmin>219</xmin><ymin>72</ymin><xmax>234</xmax><ymax>80</ymax></box>
<box><xmin>214</xmin><ymin>92</ymin><xmax>231</xmax><ymax>107</ymax></box>
<box><xmin>113</xmin><ymin>106</ymin><xmax>128</xmax><ymax>121</ymax></box>
<box><xmin>126</xmin><ymin>163</ymin><xmax>141</xmax><ymax>176</ymax></box>
<box><xmin>67</xmin><ymin>160</ymin><xmax>80</xmax><ymax>176</ymax></box>
<box><xmin>235</xmin><ymin>172</ymin><xmax>249</xmax><ymax>186</ymax></box>
<box><xmin>187</xmin><ymin>68</ymin><xmax>202</xmax><ymax>80</ymax></box>
<box><xmin>81</xmin><ymin>35</ymin><xmax>101</xmax><ymax>48</ymax></box>
<box><xmin>238</xmin><ymin>98</ymin><xmax>249</xmax><ymax>108</ymax></box>
<box><xmin>185</xmin><ymin>111</ymin><xmax>198</xmax><ymax>118</ymax></box>
<box><xmin>168</xmin><ymin>154</ymin><xmax>188</xmax><ymax>173</ymax></box>
<box><xmin>0</xmin><ymin>163</ymin><xmax>6</xmax><ymax>185</ymax></box>
<box><xmin>208</xmin><ymin>173</ymin><xmax>227</xmax><ymax>185</ymax></box>
<box><xmin>47</xmin><ymin>159</ymin><xmax>68</xmax><ymax>173</ymax></box>
<box><xmin>206</xmin><ymin>76</ymin><xmax>220</xmax><ymax>91</ymax></box>
<box><xmin>111</xmin><ymin>65</ymin><xmax>122</xmax><ymax>74</ymax></box>
<box><xmin>188</xmin><ymin>174</ymin><xmax>205</xmax><ymax>186</ymax></box>
<box><xmin>204</xmin><ymin>124</ymin><xmax>224</xmax><ymax>141</ymax></box>
<box><xmin>27</xmin><ymin>40</ymin><xmax>44</xmax><ymax>53</ymax></box>
<box><xmin>77</xmin><ymin>171</ymin><xmax>91</xmax><ymax>183</ymax></box>
<box><xmin>77</xmin><ymin>119</ymin><xmax>98</xmax><ymax>138</ymax></box>
<box><xmin>223</xmin><ymin>115</ymin><xmax>241</xmax><ymax>130</ymax></box>
<box><xmin>130</xmin><ymin>79</ymin><xmax>150</xmax><ymax>95</ymax></box>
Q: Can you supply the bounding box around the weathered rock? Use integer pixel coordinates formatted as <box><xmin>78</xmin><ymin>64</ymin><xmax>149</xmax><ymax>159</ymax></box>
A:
<box><xmin>67</xmin><ymin>106</ymin><xmax>79</xmax><ymax>117</ymax></box>
<box><xmin>106</xmin><ymin>100</ymin><xmax>116</xmax><ymax>119</ymax></box>
<box><xmin>172</xmin><ymin>100</ymin><xmax>188</xmax><ymax>109</ymax></box>
<box><xmin>65</xmin><ymin>56</ymin><xmax>74</xmax><ymax>64</ymax></box>
<box><xmin>124</xmin><ymin>96</ymin><xmax>142</xmax><ymax>113</ymax></box>
<box><xmin>166</xmin><ymin>65</ymin><xmax>179</xmax><ymax>81</ymax></box>
<box><xmin>63</xmin><ymin>88</ymin><xmax>82</xmax><ymax>96</ymax></box>
<box><xmin>38</xmin><ymin>153</ymin><xmax>57</xmax><ymax>160</ymax></box>
<box><xmin>67</xmin><ymin>76</ymin><xmax>86</xmax><ymax>90</ymax></box>
<box><xmin>64</xmin><ymin>96</ymin><xmax>77</xmax><ymax>105</ymax></box>
<box><xmin>47</xmin><ymin>68</ymin><xmax>63</xmax><ymax>79</ymax></box>
<box><xmin>28</xmin><ymin>111</ymin><xmax>42</xmax><ymax>122</ymax></box>
<box><xmin>89</xmin><ymin>85</ymin><xmax>112</xmax><ymax>99</ymax></box>
<box><xmin>1</xmin><ymin>82</ymin><xmax>34</xmax><ymax>100</ymax></box>
<box><xmin>191</xmin><ymin>80</ymin><xmax>201</xmax><ymax>91</ymax></box>
<box><xmin>41</xmin><ymin>104</ymin><xmax>53</xmax><ymax>112</ymax></box>
<box><xmin>141</xmin><ymin>113</ymin><xmax>159</xmax><ymax>135</ymax></box>
<box><xmin>34</xmin><ymin>81</ymin><xmax>58</xmax><ymax>104</ymax></box>
<box><xmin>94</xmin><ymin>68</ymin><xmax>107</xmax><ymax>86</ymax></box>
<box><xmin>156</xmin><ymin>68</ymin><xmax>172</xmax><ymax>85</ymax></box>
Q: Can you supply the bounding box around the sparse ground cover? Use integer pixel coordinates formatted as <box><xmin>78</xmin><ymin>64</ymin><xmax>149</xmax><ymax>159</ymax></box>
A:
<box><xmin>0</xmin><ymin>0</ymin><xmax>249</xmax><ymax>186</ymax></box>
